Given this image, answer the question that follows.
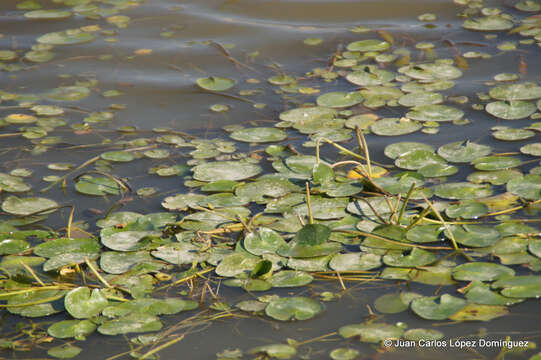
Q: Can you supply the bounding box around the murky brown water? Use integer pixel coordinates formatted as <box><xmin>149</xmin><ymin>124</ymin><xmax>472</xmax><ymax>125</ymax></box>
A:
<box><xmin>1</xmin><ymin>0</ymin><xmax>541</xmax><ymax>359</ymax></box>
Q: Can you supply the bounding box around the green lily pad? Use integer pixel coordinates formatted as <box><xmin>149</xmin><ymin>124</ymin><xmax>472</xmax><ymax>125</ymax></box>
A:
<box><xmin>452</xmin><ymin>262</ymin><xmax>514</xmax><ymax>282</ymax></box>
<box><xmin>244</xmin><ymin>228</ymin><xmax>287</xmax><ymax>256</ymax></box>
<box><xmin>374</xmin><ymin>293</ymin><xmax>408</xmax><ymax>314</ymax></box>
<box><xmin>395</xmin><ymin>149</ymin><xmax>446</xmax><ymax>170</ymax></box>
<box><xmin>410</xmin><ymin>294</ymin><xmax>467</xmax><ymax>320</ymax></box>
<box><xmin>398</xmin><ymin>92</ymin><xmax>443</xmax><ymax>107</ymax></box>
<box><xmin>196</xmin><ymin>77</ymin><xmax>235</xmax><ymax>91</ymax></box>
<box><xmin>100</xmin><ymin>250</ymin><xmax>155</xmax><ymax>274</ymax></box>
<box><xmin>215</xmin><ymin>253</ymin><xmax>259</xmax><ymax>277</ymax></box>
<box><xmin>521</xmin><ymin>143</ymin><xmax>541</xmax><ymax>156</ymax></box>
<box><xmin>292</xmin><ymin>196</ymin><xmax>349</xmax><ymax>220</ymax></box>
<box><xmin>46</xmin><ymin>86</ymin><xmax>90</xmax><ymax>101</ymax></box>
<box><xmin>347</xmin><ymin>39</ymin><xmax>390</xmax><ymax>52</ymax></box>
<box><xmin>507</xmin><ymin>174</ymin><xmax>541</xmax><ymax>200</ymax></box>
<box><xmin>462</xmin><ymin>281</ymin><xmax>522</xmax><ymax>305</ymax></box>
<box><xmin>463</xmin><ymin>16</ymin><xmax>514</xmax><ymax>31</ymax></box>
<box><xmin>406</xmin><ymin>104</ymin><xmax>463</xmax><ymax>122</ymax></box>
<box><xmin>38</xmin><ymin>29</ymin><xmax>95</xmax><ymax>45</ymax></box>
<box><xmin>346</xmin><ymin>67</ymin><xmax>394</xmax><ymax>86</ymax></box>
<box><xmin>1</xmin><ymin>196</ymin><xmax>58</xmax><ymax>216</ymax></box>
<box><xmin>0</xmin><ymin>173</ymin><xmax>31</xmax><ymax>193</ymax></box>
<box><xmin>279</xmin><ymin>106</ymin><xmax>336</xmax><ymax>124</ymax></box>
<box><xmin>370</xmin><ymin>117</ymin><xmax>422</xmax><ymax>136</ymax></box>
<box><xmin>472</xmin><ymin>156</ymin><xmax>522</xmax><ymax>171</ymax></box>
<box><xmin>235</xmin><ymin>178</ymin><xmax>299</xmax><ymax>202</ymax></box>
<box><xmin>467</xmin><ymin>169</ymin><xmax>523</xmax><ymax>186</ymax></box>
<box><xmin>339</xmin><ymin>322</ymin><xmax>404</xmax><ymax>342</ymax></box>
<box><xmin>151</xmin><ymin>242</ymin><xmax>207</xmax><ymax>265</ymax></box>
<box><xmin>0</xmin><ymin>239</ymin><xmax>30</xmax><ymax>255</ymax></box>
<box><xmin>75</xmin><ymin>176</ymin><xmax>122</xmax><ymax>196</ymax></box>
<box><xmin>446</xmin><ymin>225</ymin><xmax>501</xmax><ymax>247</ymax></box>
<box><xmin>48</xmin><ymin>320</ymin><xmax>96</xmax><ymax>340</ymax></box>
<box><xmin>265</xmin><ymin>296</ymin><xmax>324</xmax><ymax>321</ymax></box>
<box><xmin>47</xmin><ymin>344</ymin><xmax>82</xmax><ymax>359</ymax></box>
<box><xmin>445</xmin><ymin>201</ymin><xmax>489</xmax><ymax>219</ymax></box>
<box><xmin>316</xmin><ymin>91</ymin><xmax>363</xmax><ymax>108</ymax></box>
<box><xmin>384</xmin><ymin>142</ymin><xmax>434</xmax><ymax>160</ymax></box>
<box><xmin>286</xmin><ymin>255</ymin><xmax>331</xmax><ymax>271</ymax></box>
<box><xmin>406</xmin><ymin>225</ymin><xmax>443</xmax><ymax>243</ymax></box>
<box><xmin>100</xmin><ymin>228</ymin><xmax>159</xmax><ymax>252</ymax></box>
<box><xmin>34</xmin><ymin>237</ymin><xmax>100</xmax><ymax>271</ymax></box>
<box><xmin>268</xmin><ymin>271</ymin><xmax>313</xmax><ymax>287</ymax></box>
<box><xmin>400</xmin><ymin>63</ymin><xmax>462</xmax><ymax>81</ymax></box>
<box><xmin>486</xmin><ymin>101</ymin><xmax>537</xmax><ymax>120</ymax></box>
<box><xmin>437</xmin><ymin>141</ymin><xmax>492</xmax><ymax>163</ymax></box>
<box><xmin>434</xmin><ymin>182</ymin><xmax>493</xmax><ymax>200</ymax></box>
<box><xmin>345</xmin><ymin>113</ymin><xmax>378</xmax><ymax>130</ymax></box>
<box><xmin>193</xmin><ymin>161</ymin><xmax>262</xmax><ymax>181</ymax></box>
<box><xmin>329</xmin><ymin>253</ymin><xmax>381</xmax><ymax>271</ymax></box>
<box><xmin>161</xmin><ymin>193</ymin><xmax>205</xmax><ymax>211</ymax></box>
<box><xmin>230</xmin><ymin>127</ymin><xmax>287</xmax><ymax>143</ymax></box>
<box><xmin>65</xmin><ymin>287</ymin><xmax>109</xmax><ymax>319</ymax></box>
<box><xmin>383</xmin><ymin>247</ymin><xmax>437</xmax><ymax>267</ymax></box>
<box><xmin>98</xmin><ymin>313</ymin><xmax>162</xmax><ymax>335</ymax></box>
<box><xmin>500</xmin><ymin>284</ymin><xmax>541</xmax><ymax>298</ymax></box>
<box><xmin>449</xmin><ymin>303</ymin><xmax>508</xmax><ymax>321</ymax></box>
<box><xmin>516</xmin><ymin>0</ymin><xmax>541</xmax><ymax>11</ymax></box>
<box><xmin>24</xmin><ymin>9</ymin><xmax>72</xmax><ymax>19</ymax></box>
<box><xmin>102</xmin><ymin>298</ymin><xmax>198</xmax><ymax>317</ymax></box>
<box><xmin>7</xmin><ymin>289</ymin><xmax>64</xmax><ymax>317</ymax></box>
<box><xmin>100</xmin><ymin>151</ymin><xmax>135</xmax><ymax>162</ymax></box>
<box><xmin>249</xmin><ymin>344</ymin><xmax>297</xmax><ymax>359</ymax></box>
<box><xmin>330</xmin><ymin>348</ymin><xmax>360</xmax><ymax>360</ymax></box>
<box><xmin>489</xmin><ymin>83</ymin><xmax>541</xmax><ymax>101</ymax></box>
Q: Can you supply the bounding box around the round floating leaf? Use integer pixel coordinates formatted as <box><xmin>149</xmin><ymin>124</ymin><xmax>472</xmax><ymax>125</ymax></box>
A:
<box><xmin>434</xmin><ymin>182</ymin><xmax>493</xmax><ymax>200</ymax></box>
<box><xmin>244</xmin><ymin>228</ymin><xmax>287</xmax><ymax>256</ymax></box>
<box><xmin>192</xmin><ymin>161</ymin><xmax>262</xmax><ymax>181</ymax></box>
<box><xmin>100</xmin><ymin>230</ymin><xmax>159</xmax><ymax>252</ymax></box>
<box><xmin>452</xmin><ymin>262</ymin><xmax>514</xmax><ymax>282</ymax></box>
<box><xmin>468</xmin><ymin>170</ymin><xmax>522</xmax><ymax>186</ymax></box>
<box><xmin>75</xmin><ymin>176</ymin><xmax>121</xmax><ymax>196</ymax></box>
<box><xmin>235</xmin><ymin>178</ymin><xmax>299</xmax><ymax>202</ymax></box>
<box><xmin>265</xmin><ymin>297</ymin><xmax>324</xmax><ymax>321</ymax></box>
<box><xmin>521</xmin><ymin>143</ymin><xmax>541</xmax><ymax>157</ymax></box>
<box><xmin>395</xmin><ymin>149</ymin><xmax>446</xmax><ymax>170</ymax></box>
<box><xmin>406</xmin><ymin>225</ymin><xmax>443</xmax><ymax>243</ymax></box>
<box><xmin>374</xmin><ymin>293</ymin><xmax>408</xmax><ymax>314</ymax></box>
<box><xmin>47</xmin><ymin>344</ymin><xmax>82</xmax><ymax>359</ymax></box>
<box><xmin>410</xmin><ymin>294</ymin><xmax>467</xmax><ymax>320</ymax></box>
<box><xmin>507</xmin><ymin>174</ymin><xmax>541</xmax><ymax>200</ymax></box>
<box><xmin>462</xmin><ymin>281</ymin><xmax>522</xmax><ymax>305</ymax></box>
<box><xmin>98</xmin><ymin>313</ymin><xmax>162</xmax><ymax>335</ymax></box>
<box><xmin>437</xmin><ymin>141</ymin><xmax>491</xmax><ymax>163</ymax></box>
<box><xmin>406</xmin><ymin>104</ymin><xmax>463</xmax><ymax>122</ymax></box>
<box><xmin>102</xmin><ymin>298</ymin><xmax>198</xmax><ymax>317</ymax></box>
<box><xmin>404</xmin><ymin>328</ymin><xmax>444</xmax><ymax>341</ymax></box>
<box><xmin>279</xmin><ymin>106</ymin><xmax>336</xmax><ymax>124</ymax></box>
<box><xmin>472</xmin><ymin>156</ymin><xmax>521</xmax><ymax>171</ymax></box>
<box><xmin>330</xmin><ymin>348</ymin><xmax>360</xmax><ymax>360</ymax></box>
<box><xmin>7</xmin><ymin>289</ymin><xmax>64</xmax><ymax>317</ymax></box>
<box><xmin>316</xmin><ymin>91</ymin><xmax>363</xmax><ymax>108</ymax></box>
<box><xmin>100</xmin><ymin>250</ymin><xmax>155</xmax><ymax>274</ymax></box>
<box><xmin>398</xmin><ymin>92</ymin><xmax>443</xmax><ymax>107</ymax></box>
<box><xmin>65</xmin><ymin>287</ymin><xmax>109</xmax><ymax>319</ymax></box>
<box><xmin>339</xmin><ymin>322</ymin><xmax>404</xmax><ymax>342</ymax></box>
<box><xmin>384</xmin><ymin>142</ymin><xmax>434</xmax><ymax>160</ymax></box>
<box><xmin>445</xmin><ymin>201</ymin><xmax>488</xmax><ymax>219</ymax></box>
<box><xmin>329</xmin><ymin>253</ymin><xmax>381</xmax><ymax>271</ymax></box>
<box><xmin>463</xmin><ymin>16</ymin><xmax>514</xmax><ymax>31</ymax></box>
<box><xmin>230</xmin><ymin>127</ymin><xmax>287</xmax><ymax>143</ymax></box>
<box><xmin>46</xmin><ymin>86</ymin><xmax>90</xmax><ymax>101</ymax></box>
<box><xmin>370</xmin><ymin>117</ymin><xmax>422</xmax><ymax>136</ymax></box>
<box><xmin>249</xmin><ymin>344</ymin><xmax>297</xmax><ymax>359</ymax></box>
<box><xmin>1</xmin><ymin>196</ymin><xmax>58</xmax><ymax>216</ymax></box>
<box><xmin>400</xmin><ymin>63</ymin><xmax>462</xmax><ymax>81</ymax></box>
<box><xmin>501</xmin><ymin>284</ymin><xmax>541</xmax><ymax>298</ymax></box>
<box><xmin>0</xmin><ymin>239</ymin><xmax>30</xmax><ymax>255</ymax></box>
<box><xmin>486</xmin><ymin>101</ymin><xmax>536</xmax><ymax>120</ymax></box>
<box><xmin>24</xmin><ymin>9</ymin><xmax>72</xmax><ymax>19</ymax></box>
<box><xmin>161</xmin><ymin>193</ymin><xmax>205</xmax><ymax>211</ymax></box>
<box><xmin>345</xmin><ymin>113</ymin><xmax>378</xmax><ymax>130</ymax></box>
<box><xmin>269</xmin><ymin>271</ymin><xmax>313</xmax><ymax>287</ymax></box>
<box><xmin>346</xmin><ymin>67</ymin><xmax>394</xmax><ymax>86</ymax></box>
<box><xmin>418</xmin><ymin>163</ymin><xmax>458</xmax><ymax>177</ymax></box>
<box><xmin>292</xmin><ymin>196</ymin><xmax>349</xmax><ymax>220</ymax></box>
<box><xmin>383</xmin><ymin>247</ymin><xmax>438</xmax><ymax>267</ymax></box>
<box><xmin>347</xmin><ymin>39</ymin><xmax>390</xmax><ymax>52</ymax></box>
<box><xmin>489</xmin><ymin>83</ymin><xmax>541</xmax><ymax>101</ymax></box>
<box><xmin>446</xmin><ymin>225</ymin><xmax>501</xmax><ymax>247</ymax></box>
<box><xmin>38</xmin><ymin>30</ymin><xmax>95</xmax><ymax>45</ymax></box>
<box><xmin>100</xmin><ymin>151</ymin><xmax>134</xmax><ymax>162</ymax></box>
<box><xmin>449</xmin><ymin>304</ymin><xmax>509</xmax><ymax>321</ymax></box>
<box><xmin>48</xmin><ymin>320</ymin><xmax>96</xmax><ymax>339</ymax></box>
<box><xmin>215</xmin><ymin>253</ymin><xmax>259</xmax><ymax>277</ymax></box>
<box><xmin>196</xmin><ymin>76</ymin><xmax>235</xmax><ymax>91</ymax></box>
<box><xmin>516</xmin><ymin>0</ymin><xmax>541</xmax><ymax>11</ymax></box>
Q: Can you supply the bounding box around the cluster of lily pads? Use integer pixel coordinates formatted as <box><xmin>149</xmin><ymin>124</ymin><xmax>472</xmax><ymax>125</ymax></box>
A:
<box><xmin>2</xmin><ymin>0</ymin><xmax>541</xmax><ymax>359</ymax></box>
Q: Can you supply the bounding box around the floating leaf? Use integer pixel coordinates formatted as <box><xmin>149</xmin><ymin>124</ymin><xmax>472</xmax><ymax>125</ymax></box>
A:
<box><xmin>406</xmin><ymin>225</ymin><xmax>443</xmax><ymax>243</ymax></box>
<box><xmin>329</xmin><ymin>253</ymin><xmax>381</xmax><ymax>271</ymax></box>
<box><xmin>370</xmin><ymin>117</ymin><xmax>422</xmax><ymax>136</ymax></box>
<box><xmin>75</xmin><ymin>176</ymin><xmax>121</xmax><ymax>196</ymax></box>
<box><xmin>265</xmin><ymin>296</ymin><xmax>324</xmax><ymax>321</ymax></box>
<box><xmin>24</xmin><ymin>9</ymin><xmax>72</xmax><ymax>19</ymax></box>
<box><xmin>347</xmin><ymin>39</ymin><xmax>390</xmax><ymax>52</ymax></box>
<box><xmin>38</xmin><ymin>29</ymin><xmax>94</xmax><ymax>45</ymax></box>
<box><xmin>65</xmin><ymin>287</ymin><xmax>109</xmax><ymax>319</ymax></box>
<box><xmin>410</xmin><ymin>294</ymin><xmax>467</xmax><ymax>320</ymax></box>
<box><xmin>445</xmin><ymin>201</ymin><xmax>489</xmax><ymax>219</ymax></box>
<box><xmin>383</xmin><ymin>247</ymin><xmax>437</xmax><ymax>267</ymax></box>
<box><xmin>268</xmin><ymin>271</ymin><xmax>313</xmax><ymax>287</ymax></box>
<box><xmin>395</xmin><ymin>149</ymin><xmax>446</xmax><ymax>170</ymax></box>
<box><xmin>339</xmin><ymin>322</ymin><xmax>404</xmax><ymax>342</ymax></box>
<box><xmin>472</xmin><ymin>156</ymin><xmax>521</xmax><ymax>171</ymax></box>
<box><xmin>374</xmin><ymin>293</ymin><xmax>408</xmax><ymax>314</ymax></box>
<box><xmin>47</xmin><ymin>344</ymin><xmax>82</xmax><ymax>359</ymax></box>
<box><xmin>1</xmin><ymin>196</ymin><xmax>58</xmax><ymax>216</ymax></box>
<box><xmin>100</xmin><ymin>251</ymin><xmax>155</xmax><ymax>274</ymax></box>
<box><xmin>98</xmin><ymin>313</ymin><xmax>162</xmax><ymax>335</ymax></box>
<box><xmin>486</xmin><ymin>101</ymin><xmax>536</xmax><ymax>120</ymax></box>
<box><xmin>489</xmin><ymin>83</ymin><xmax>541</xmax><ymax>101</ymax></box>
<box><xmin>452</xmin><ymin>262</ymin><xmax>514</xmax><ymax>282</ymax></box>
<box><xmin>463</xmin><ymin>16</ymin><xmax>514</xmax><ymax>31</ymax></box>
<box><xmin>446</xmin><ymin>225</ymin><xmax>501</xmax><ymax>247</ymax></box>
<box><xmin>507</xmin><ymin>174</ymin><xmax>541</xmax><ymax>200</ymax></box>
<box><xmin>244</xmin><ymin>228</ymin><xmax>287</xmax><ymax>256</ymax></box>
<box><xmin>461</xmin><ymin>281</ymin><xmax>522</xmax><ymax>305</ymax></box>
<box><xmin>449</xmin><ymin>304</ymin><xmax>508</xmax><ymax>321</ymax></box>
<box><xmin>346</xmin><ymin>67</ymin><xmax>394</xmax><ymax>86</ymax></box>
<box><xmin>249</xmin><ymin>344</ymin><xmax>296</xmax><ymax>359</ymax></box>
<box><xmin>406</xmin><ymin>104</ymin><xmax>463</xmax><ymax>122</ymax></box>
<box><xmin>316</xmin><ymin>91</ymin><xmax>363</xmax><ymax>108</ymax></box>
<box><xmin>192</xmin><ymin>161</ymin><xmax>262</xmax><ymax>181</ymax></box>
<box><xmin>467</xmin><ymin>169</ymin><xmax>523</xmax><ymax>186</ymax></box>
<box><xmin>279</xmin><ymin>106</ymin><xmax>336</xmax><ymax>124</ymax></box>
<box><xmin>196</xmin><ymin>76</ymin><xmax>235</xmax><ymax>91</ymax></box>
<box><xmin>330</xmin><ymin>348</ymin><xmax>360</xmax><ymax>360</ymax></box>
<box><xmin>46</xmin><ymin>86</ymin><xmax>90</xmax><ymax>101</ymax></box>
<box><xmin>230</xmin><ymin>127</ymin><xmax>287</xmax><ymax>143</ymax></box>
<box><xmin>404</xmin><ymin>328</ymin><xmax>444</xmax><ymax>341</ymax></box>
<box><xmin>48</xmin><ymin>320</ymin><xmax>96</xmax><ymax>340</ymax></box>
<box><xmin>102</xmin><ymin>298</ymin><xmax>197</xmax><ymax>317</ymax></box>
<box><xmin>521</xmin><ymin>143</ymin><xmax>541</xmax><ymax>156</ymax></box>
<box><xmin>434</xmin><ymin>182</ymin><xmax>493</xmax><ymax>200</ymax></box>
<box><xmin>398</xmin><ymin>92</ymin><xmax>443</xmax><ymax>107</ymax></box>
<box><xmin>437</xmin><ymin>141</ymin><xmax>491</xmax><ymax>163</ymax></box>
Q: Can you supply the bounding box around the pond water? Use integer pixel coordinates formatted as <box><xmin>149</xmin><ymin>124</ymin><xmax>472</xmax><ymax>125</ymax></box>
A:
<box><xmin>1</xmin><ymin>0</ymin><xmax>541</xmax><ymax>359</ymax></box>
